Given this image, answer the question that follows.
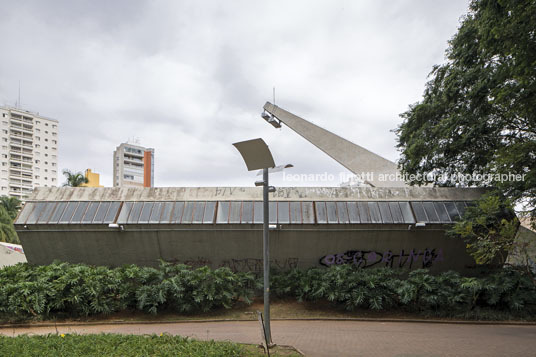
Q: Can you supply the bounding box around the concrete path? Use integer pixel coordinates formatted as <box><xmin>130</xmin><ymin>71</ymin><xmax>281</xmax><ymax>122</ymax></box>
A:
<box><xmin>2</xmin><ymin>320</ymin><xmax>536</xmax><ymax>356</ymax></box>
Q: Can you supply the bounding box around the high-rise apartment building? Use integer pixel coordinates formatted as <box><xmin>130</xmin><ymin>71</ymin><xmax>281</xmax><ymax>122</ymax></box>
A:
<box><xmin>113</xmin><ymin>143</ymin><xmax>154</xmax><ymax>187</ymax></box>
<box><xmin>0</xmin><ymin>106</ymin><xmax>59</xmax><ymax>199</ymax></box>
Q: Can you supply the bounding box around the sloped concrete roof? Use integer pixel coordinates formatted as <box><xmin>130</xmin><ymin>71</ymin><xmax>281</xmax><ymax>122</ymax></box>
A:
<box><xmin>28</xmin><ymin>186</ymin><xmax>486</xmax><ymax>202</ymax></box>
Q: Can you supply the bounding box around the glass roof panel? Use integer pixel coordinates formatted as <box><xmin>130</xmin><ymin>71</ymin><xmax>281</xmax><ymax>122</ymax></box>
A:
<box><xmin>71</xmin><ymin>202</ymin><xmax>89</xmax><ymax>223</ymax></box>
<box><xmin>444</xmin><ymin>202</ymin><xmax>460</xmax><ymax>221</ymax></box>
<box><xmin>302</xmin><ymin>202</ymin><xmax>314</xmax><ymax>224</ymax></box>
<box><xmin>59</xmin><ymin>202</ymin><xmax>79</xmax><ymax>224</ymax></box>
<box><xmin>49</xmin><ymin>202</ymin><xmax>68</xmax><ymax>224</ymax></box>
<box><xmin>229</xmin><ymin>202</ymin><xmax>241</xmax><ymax>224</ymax></box>
<box><xmin>389</xmin><ymin>202</ymin><xmax>404</xmax><ymax>223</ymax></box>
<box><xmin>25</xmin><ymin>202</ymin><xmax>47</xmax><ymax>224</ymax></box>
<box><xmin>290</xmin><ymin>202</ymin><xmax>301</xmax><ymax>224</ymax></box>
<box><xmin>81</xmin><ymin>202</ymin><xmax>100</xmax><ymax>224</ymax></box>
<box><xmin>203</xmin><ymin>202</ymin><xmax>216</xmax><ymax>224</ymax></box>
<box><xmin>36</xmin><ymin>202</ymin><xmax>57</xmax><ymax>224</ymax></box>
<box><xmin>171</xmin><ymin>202</ymin><xmax>185</xmax><ymax>223</ymax></box>
<box><xmin>149</xmin><ymin>202</ymin><xmax>163</xmax><ymax>223</ymax></box>
<box><xmin>159</xmin><ymin>202</ymin><xmax>174</xmax><ymax>223</ymax></box>
<box><xmin>368</xmin><ymin>202</ymin><xmax>382</xmax><ymax>223</ymax></box>
<box><xmin>378</xmin><ymin>202</ymin><xmax>393</xmax><ymax>223</ymax></box>
<box><xmin>423</xmin><ymin>202</ymin><xmax>440</xmax><ymax>222</ymax></box>
<box><xmin>117</xmin><ymin>202</ymin><xmax>133</xmax><ymax>224</ymax></box>
<box><xmin>315</xmin><ymin>202</ymin><xmax>327</xmax><ymax>224</ymax></box>
<box><xmin>241</xmin><ymin>201</ymin><xmax>253</xmax><ymax>224</ymax></box>
<box><xmin>127</xmin><ymin>202</ymin><xmax>143</xmax><ymax>224</ymax></box>
<box><xmin>93</xmin><ymin>202</ymin><xmax>110</xmax><ymax>223</ymax></box>
<box><xmin>192</xmin><ymin>202</ymin><xmax>205</xmax><ymax>224</ymax></box>
<box><xmin>337</xmin><ymin>202</ymin><xmax>349</xmax><ymax>224</ymax></box>
<box><xmin>357</xmin><ymin>202</ymin><xmax>371</xmax><ymax>223</ymax></box>
<box><xmin>216</xmin><ymin>201</ymin><xmax>230</xmax><ymax>224</ymax></box>
<box><xmin>269</xmin><ymin>201</ymin><xmax>277</xmax><ymax>224</ymax></box>
<box><xmin>15</xmin><ymin>202</ymin><xmax>35</xmax><ymax>224</ymax></box>
<box><xmin>434</xmin><ymin>202</ymin><xmax>451</xmax><ymax>223</ymax></box>
<box><xmin>181</xmin><ymin>202</ymin><xmax>195</xmax><ymax>224</ymax></box>
<box><xmin>399</xmin><ymin>202</ymin><xmax>415</xmax><ymax>223</ymax></box>
<box><xmin>104</xmin><ymin>202</ymin><xmax>121</xmax><ymax>224</ymax></box>
<box><xmin>278</xmin><ymin>202</ymin><xmax>290</xmax><ymax>224</ymax></box>
<box><xmin>253</xmin><ymin>201</ymin><xmax>263</xmax><ymax>224</ymax></box>
<box><xmin>326</xmin><ymin>202</ymin><xmax>338</xmax><ymax>224</ymax></box>
<box><xmin>346</xmin><ymin>202</ymin><xmax>359</xmax><ymax>223</ymax></box>
<box><xmin>411</xmin><ymin>202</ymin><xmax>427</xmax><ymax>223</ymax></box>
<box><xmin>138</xmin><ymin>202</ymin><xmax>154</xmax><ymax>224</ymax></box>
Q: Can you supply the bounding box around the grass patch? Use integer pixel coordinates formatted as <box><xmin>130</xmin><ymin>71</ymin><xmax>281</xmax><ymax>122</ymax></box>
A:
<box><xmin>0</xmin><ymin>333</ymin><xmax>272</xmax><ymax>357</ymax></box>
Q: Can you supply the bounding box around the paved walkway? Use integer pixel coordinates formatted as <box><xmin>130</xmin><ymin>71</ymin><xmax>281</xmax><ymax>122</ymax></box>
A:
<box><xmin>1</xmin><ymin>320</ymin><xmax>536</xmax><ymax>356</ymax></box>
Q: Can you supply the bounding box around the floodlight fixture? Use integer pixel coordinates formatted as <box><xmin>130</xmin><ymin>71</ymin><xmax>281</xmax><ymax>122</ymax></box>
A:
<box><xmin>415</xmin><ymin>222</ymin><xmax>426</xmax><ymax>227</ymax></box>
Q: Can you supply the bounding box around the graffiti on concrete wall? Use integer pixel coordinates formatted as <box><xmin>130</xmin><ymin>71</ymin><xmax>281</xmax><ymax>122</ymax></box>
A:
<box><xmin>220</xmin><ymin>257</ymin><xmax>299</xmax><ymax>273</ymax></box>
<box><xmin>319</xmin><ymin>248</ymin><xmax>444</xmax><ymax>269</ymax></box>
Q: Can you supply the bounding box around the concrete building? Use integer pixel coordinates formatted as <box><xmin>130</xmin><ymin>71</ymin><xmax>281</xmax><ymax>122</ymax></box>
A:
<box><xmin>15</xmin><ymin>186</ymin><xmax>485</xmax><ymax>273</ymax></box>
<box><xmin>81</xmin><ymin>169</ymin><xmax>103</xmax><ymax>187</ymax></box>
<box><xmin>0</xmin><ymin>106</ymin><xmax>59</xmax><ymax>200</ymax></box>
<box><xmin>113</xmin><ymin>143</ymin><xmax>154</xmax><ymax>188</ymax></box>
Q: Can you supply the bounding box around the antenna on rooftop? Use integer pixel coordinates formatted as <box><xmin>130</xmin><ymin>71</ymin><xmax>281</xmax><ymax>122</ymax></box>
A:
<box><xmin>18</xmin><ymin>81</ymin><xmax>21</xmax><ymax>108</ymax></box>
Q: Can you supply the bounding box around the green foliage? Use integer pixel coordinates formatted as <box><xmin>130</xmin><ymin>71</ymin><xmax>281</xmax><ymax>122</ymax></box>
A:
<box><xmin>448</xmin><ymin>193</ymin><xmax>519</xmax><ymax>266</ymax></box>
<box><xmin>1</xmin><ymin>262</ymin><xmax>535</xmax><ymax>322</ymax></box>
<box><xmin>270</xmin><ymin>266</ymin><xmax>536</xmax><ymax>317</ymax></box>
<box><xmin>0</xmin><ymin>196</ymin><xmax>21</xmax><ymax>220</ymax></box>
<box><xmin>0</xmin><ymin>333</ymin><xmax>250</xmax><ymax>357</ymax></box>
<box><xmin>0</xmin><ymin>261</ymin><xmax>255</xmax><ymax>321</ymax></box>
<box><xmin>0</xmin><ymin>205</ymin><xmax>19</xmax><ymax>244</ymax></box>
<box><xmin>62</xmin><ymin>169</ymin><xmax>89</xmax><ymax>187</ymax></box>
<box><xmin>395</xmin><ymin>0</ymin><xmax>536</xmax><ymax>219</ymax></box>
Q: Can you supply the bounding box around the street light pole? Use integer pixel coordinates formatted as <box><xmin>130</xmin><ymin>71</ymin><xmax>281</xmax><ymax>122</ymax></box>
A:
<box><xmin>262</xmin><ymin>167</ymin><xmax>271</xmax><ymax>344</ymax></box>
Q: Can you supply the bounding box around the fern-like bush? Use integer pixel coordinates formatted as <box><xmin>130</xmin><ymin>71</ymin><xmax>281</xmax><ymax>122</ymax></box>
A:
<box><xmin>1</xmin><ymin>262</ymin><xmax>535</xmax><ymax>321</ymax></box>
<box><xmin>0</xmin><ymin>261</ymin><xmax>256</xmax><ymax>320</ymax></box>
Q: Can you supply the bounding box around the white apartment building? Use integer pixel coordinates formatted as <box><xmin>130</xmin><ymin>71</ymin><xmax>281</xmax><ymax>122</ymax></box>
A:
<box><xmin>0</xmin><ymin>106</ymin><xmax>59</xmax><ymax>199</ymax></box>
<box><xmin>113</xmin><ymin>142</ymin><xmax>154</xmax><ymax>188</ymax></box>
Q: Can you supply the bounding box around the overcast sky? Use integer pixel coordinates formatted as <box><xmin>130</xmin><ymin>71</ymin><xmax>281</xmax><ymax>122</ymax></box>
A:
<box><xmin>0</xmin><ymin>0</ymin><xmax>469</xmax><ymax>187</ymax></box>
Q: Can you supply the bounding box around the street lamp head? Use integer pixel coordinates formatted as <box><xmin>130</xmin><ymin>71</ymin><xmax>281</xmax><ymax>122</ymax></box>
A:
<box><xmin>261</xmin><ymin>111</ymin><xmax>271</xmax><ymax>120</ymax></box>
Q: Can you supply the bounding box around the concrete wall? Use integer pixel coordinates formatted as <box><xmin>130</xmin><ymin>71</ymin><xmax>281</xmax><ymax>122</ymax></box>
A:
<box><xmin>18</xmin><ymin>224</ymin><xmax>474</xmax><ymax>273</ymax></box>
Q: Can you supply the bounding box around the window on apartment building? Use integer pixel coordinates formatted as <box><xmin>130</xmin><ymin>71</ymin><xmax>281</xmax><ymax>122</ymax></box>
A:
<box><xmin>35</xmin><ymin>144</ymin><xmax>40</xmax><ymax>148</ymax></box>
<box><xmin>45</xmin><ymin>146</ymin><xmax>48</xmax><ymax>149</ymax></box>
<box><xmin>44</xmin><ymin>161</ymin><xmax>48</xmax><ymax>165</ymax></box>
<box><xmin>2</xmin><ymin>138</ymin><xmax>6</xmax><ymax>142</ymax></box>
<box><xmin>51</xmin><ymin>163</ymin><xmax>56</xmax><ymax>167</ymax></box>
<box><xmin>1</xmin><ymin>114</ymin><xmax>5</xmax><ymax>117</ymax></box>
<box><xmin>44</xmin><ymin>169</ymin><xmax>48</xmax><ymax>172</ymax></box>
<box><xmin>52</xmin><ymin>140</ymin><xmax>57</xmax><ymax>144</ymax></box>
<box><xmin>45</xmin><ymin>123</ymin><xmax>48</xmax><ymax>126</ymax></box>
<box><xmin>1</xmin><ymin>163</ymin><xmax>5</xmax><ymax>166</ymax></box>
<box><xmin>35</xmin><ymin>128</ymin><xmax>40</xmax><ymax>132</ymax></box>
<box><xmin>35</xmin><ymin>136</ymin><xmax>40</xmax><ymax>140</ymax></box>
<box><xmin>45</xmin><ymin>139</ymin><xmax>48</xmax><ymax>142</ymax></box>
<box><xmin>45</xmin><ymin>131</ymin><xmax>48</xmax><ymax>134</ymax></box>
<box><xmin>35</xmin><ymin>159</ymin><xmax>40</xmax><ymax>164</ymax></box>
<box><xmin>51</xmin><ymin>178</ymin><xmax>56</xmax><ymax>182</ymax></box>
<box><xmin>52</xmin><ymin>132</ymin><xmax>57</xmax><ymax>137</ymax></box>
<box><xmin>52</xmin><ymin>124</ymin><xmax>56</xmax><ymax>128</ymax></box>
<box><xmin>44</xmin><ymin>177</ymin><xmax>48</xmax><ymax>180</ymax></box>
<box><xmin>45</xmin><ymin>154</ymin><xmax>48</xmax><ymax>157</ymax></box>
<box><xmin>2</xmin><ymin>130</ymin><xmax>6</xmax><ymax>134</ymax></box>
<box><xmin>35</xmin><ymin>175</ymin><xmax>39</xmax><ymax>179</ymax></box>
<box><xmin>2</xmin><ymin>121</ymin><xmax>8</xmax><ymax>125</ymax></box>
<box><xmin>2</xmin><ymin>155</ymin><xmax>7</xmax><ymax>159</ymax></box>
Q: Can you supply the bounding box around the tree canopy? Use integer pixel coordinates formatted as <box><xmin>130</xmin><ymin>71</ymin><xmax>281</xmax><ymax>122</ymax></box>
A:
<box><xmin>62</xmin><ymin>169</ymin><xmax>89</xmax><ymax>187</ymax></box>
<box><xmin>395</xmin><ymin>0</ymin><xmax>535</xmax><ymax>220</ymax></box>
<box><xmin>0</xmin><ymin>196</ymin><xmax>21</xmax><ymax>220</ymax></box>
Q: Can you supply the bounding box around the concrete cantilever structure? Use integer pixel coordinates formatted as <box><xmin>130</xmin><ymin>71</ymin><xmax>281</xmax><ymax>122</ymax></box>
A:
<box><xmin>263</xmin><ymin>102</ymin><xmax>406</xmax><ymax>188</ymax></box>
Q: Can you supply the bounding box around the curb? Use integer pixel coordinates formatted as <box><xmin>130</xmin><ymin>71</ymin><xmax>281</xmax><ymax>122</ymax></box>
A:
<box><xmin>1</xmin><ymin>317</ymin><xmax>536</xmax><ymax>329</ymax></box>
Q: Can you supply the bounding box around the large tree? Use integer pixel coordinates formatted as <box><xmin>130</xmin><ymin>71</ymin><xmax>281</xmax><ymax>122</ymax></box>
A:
<box><xmin>0</xmin><ymin>196</ymin><xmax>21</xmax><ymax>220</ymax></box>
<box><xmin>62</xmin><ymin>169</ymin><xmax>89</xmax><ymax>187</ymax></box>
<box><xmin>395</xmin><ymin>0</ymin><xmax>535</xmax><ymax>221</ymax></box>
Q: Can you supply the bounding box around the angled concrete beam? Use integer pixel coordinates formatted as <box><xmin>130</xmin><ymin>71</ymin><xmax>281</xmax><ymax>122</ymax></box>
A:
<box><xmin>263</xmin><ymin>102</ymin><xmax>406</xmax><ymax>187</ymax></box>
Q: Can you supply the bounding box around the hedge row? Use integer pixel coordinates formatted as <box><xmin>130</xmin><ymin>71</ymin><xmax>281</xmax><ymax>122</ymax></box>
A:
<box><xmin>0</xmin><ymin>261</ymin><xmax>256</xmax><ymax>319</ymax></box>
<box><xmin>1</xmin><ymin>262</ymin><xmax>535</xmax><ymax>321</ymax></box>
<box><xmin>271</xmin><ymin>266</ymin><xmax>536</xmax><ymax>316</ymax></box>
